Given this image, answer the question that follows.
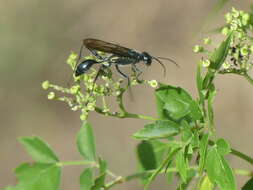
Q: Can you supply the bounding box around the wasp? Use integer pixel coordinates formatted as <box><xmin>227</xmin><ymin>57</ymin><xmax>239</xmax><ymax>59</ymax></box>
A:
<box><xmin>75</xmin><ymin>38</ymin><xmax>177</xmax><ymax>83</ymax></box>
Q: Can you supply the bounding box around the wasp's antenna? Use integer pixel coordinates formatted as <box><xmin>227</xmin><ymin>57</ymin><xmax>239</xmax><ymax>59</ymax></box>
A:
<box><xmin>75</xmin><ymin>44</ymin><xmax>85</xmax><ymax>70</ymax></box>
<box><xmin>152</xmin><ymin>56</ymin><xmax>167</xmax><ymax>77</ymax></box>
<box><xmin>156</xmin><ymin>56</ymin><xmax>179</xmax><ymax>68</ymax></box>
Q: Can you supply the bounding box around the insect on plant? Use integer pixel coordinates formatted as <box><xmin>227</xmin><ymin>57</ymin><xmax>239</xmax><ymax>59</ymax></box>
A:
<box><xmin>75</xmin><ymin>38</ymin><xmax>178</xmax><ymax>84</ymax></box>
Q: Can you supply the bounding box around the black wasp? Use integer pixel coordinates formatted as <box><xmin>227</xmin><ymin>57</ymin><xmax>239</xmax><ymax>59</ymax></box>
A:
<box><xmin>75</xmin><ymin>38</ymin><xmax>177</xmax><ymax>83</ymax></box>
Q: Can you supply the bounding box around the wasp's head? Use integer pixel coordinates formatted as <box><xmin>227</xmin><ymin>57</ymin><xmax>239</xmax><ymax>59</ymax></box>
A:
<box><xmin>141</xmin><ymin>52</ymin><xmax>152</xmax><ymax>66</ymax></box>
<box><xmin>75</xmin><ymin>59</ymin><xmax>98</xmax><ymax>76</ymax></box>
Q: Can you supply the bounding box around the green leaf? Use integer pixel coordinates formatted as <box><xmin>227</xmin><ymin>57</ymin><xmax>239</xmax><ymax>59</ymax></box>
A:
<box><xmin>144</xmin><ymin>147</ymin><xmax>181</xmax><ymax>190</ymax></box>
<box><xmin>80</xmin><ymin>168</ymin><xmax>94</xmax><ymax>190</ymax></box>
<box><xmin>196</xmin><ymin>61</ymin><xmax>203</xmax><ymax>94</ymax></box>
<box><xmin>207</xmin><ymin>89</ymin><xmax>216</xmax><ymax>130</ymax></box>
<box><xmin>91</xmin><ymin>174</ymin><xmax>106</xmax><ymax>190</ymax></box>
<box><xmin>199</xmin><ymin>175</ymin><xmax>214</xmax><ymax>190</ymax></box>
<box><xmin>98</xmin><ymin>158</ymin><xmax>107</xmax><ymax>174</ymax></box>
<box><xmin>199</xmin><ymin>134</ymin><xmax>209</xmax><ymax>173</ymax></box>
<box><xmin>203</xmin><ymin>32</ymin><xmax>233</xmax><ymax>90</ymax></box>
<box><xmin>136</xmin><ymin>140</ymin><xmax>169</xmax><ymax>185</ymax></box>
<box><xmin>175</xmin><ymin>149</ymin><xmax>188</xmax><ymax>182</ymax></box>
<box><xmin>91</xmin><ymin>158</ymin><xmax>107</xmax><ymax>190</ymax></box>
<box><xmin>189</xmin><ymin>100</ymin><xmax>202</xmax><ymax>120</ymax></box>
<box><xmin>191</xmin><ymin>131</ymin><xmax>199</xmax><ymax>148</ymax></box>
<box><xmin>151</xmin><ymin>140</ymin><xmax>169</xmax><ymax>164</ymax></box>
<box><xmin>77</xmin><ymin>122</ymin><xmax>96</xmax><ymax>161</ymax></box>
<box><xmin>156</xmin><ymin>85</ymin><xmax>191</xmax><ymax>120</ymax></box>
<box><xmin>155</xmin><ymin>85</ymin><xmax>201</xmax><ymax>121</ymax></box>
<box><xmin>216</xmin><ymin>138</ymin><xmax>231</xmax><ymax>155</ymax></box>
<box><xmin>133</xmin><ymin>121</ymin><xmax>180</xmax><ymax>140</ymax></box>
<box><xmin>19</xmin><ymin>137</ymin><xmax>59</xmax><ymax>163</ymax></box>
<box><xmin>242</xmin><ymin>177</ymin><xmax>253</xmax><ymax>190</ymax></box>
<box><xmin>206</xmin><ymin>147</ymin><xmax>236</xmax><ymax>190</ymax></box>
<box><xmin>137</xmin><ymin>141</ymin><xmax>157</xmax><ymax>170</ymax></box>
<box><xmin>166</xmin><ymin>161</ymin><xmax>174</xmax><ymax>184</ymax></box>
<box><xmin>14</xmin><ymin>163</ymin><xmax>61</xmax><ymax>190</ymax></box>
<box><xmin>209</xmin><ymin>32</ymin><xmax>233</xmax><ymax>70</ymax></box>
<box><xmin>181</xmin><ymin>121</ymin><xmax>192</xmax><ymax>143</ymax></box>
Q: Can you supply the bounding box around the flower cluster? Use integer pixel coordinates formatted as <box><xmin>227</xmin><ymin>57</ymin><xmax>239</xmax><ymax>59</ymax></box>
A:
<box><xmin>194</xmin><ymin>7</ymin><xmax>253</xmax><ymax>74</ymax></box>
<box><xmin>42</xmin><ymin>52</ymin><xmax>158</xmax><ymax>120</ymax></box>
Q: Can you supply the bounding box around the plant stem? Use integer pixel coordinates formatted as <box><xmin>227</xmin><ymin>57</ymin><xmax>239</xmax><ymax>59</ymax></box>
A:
<box><xmin>231</xmin><ymin>148</ymin><xmax>253</xmax><ymax>165</ymax></box>
<box><xmin>94</xmin><ymin>106</ymin><xmax>161</xmax><ymax>120</ymax></box>
<box><xmin>234</xmin><ymin>169</ymin><xmax>253</xmax><ymax>176</ymax></box>
<box><xmin>123</xmin><ymin>112</ymin><xmax>165</xmax><ymax>121</ymax></box>
<box><xmin>56</xmin><ymin>160</ymin><xmax>117</xmax><ymax>178</ymax></box>
<box><xmin>219</xmin><ymin>70</ymin><xmax>253</xmax><ymax>86</ymax></box>
<box><xmin>144</xmin><ymin>148</ymin><xmax>181</xmax><ymax>190</ymax></box>
<box><xmin>105</xmin><ymin>166</ymin><xmax>186</xmax><ymax>189</ymax></box>
<box><xmin>104</xmin><ymin>166</ymin><xmax>253</xmax><ymax>189</ymax></box>
<box><xmin>56</xmin><ymin>160</ymin><xmax>95</xmax><ymax>167</ymax></box>
<box><xmin>243</xmin><ymin>72</ymin><xmax>253</xmax><ymax>86</ymax></box>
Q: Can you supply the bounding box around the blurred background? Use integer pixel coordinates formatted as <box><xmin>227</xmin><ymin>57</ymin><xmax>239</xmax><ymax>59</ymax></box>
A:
<box><xmin>1</xmin><ymin>0</ymin><xmax>253</xmax><ymax>189</ymax></box>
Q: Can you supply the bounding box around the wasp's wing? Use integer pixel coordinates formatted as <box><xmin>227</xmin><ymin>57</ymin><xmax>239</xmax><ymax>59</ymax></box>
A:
<box><xmin>83</xmin><ymin>38</ymin><xmax>132</xmax><ymax>57</ymax></box>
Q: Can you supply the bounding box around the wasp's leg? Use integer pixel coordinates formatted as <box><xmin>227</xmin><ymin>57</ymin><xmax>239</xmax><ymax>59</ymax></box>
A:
<box><xmin>115</xmin><ymin>64</ymin><xmax>130</xmax><ymax>85</ymax></box>
<box><xmin>73</xmin><ymin>44</ymin><xmax>85</xmax><ymax>73</ymax></box>
<box><xmin>88</xmin><ymin>64</ymin><xmax>108</xmax><ymax>95</ymax></box>
<box><xmin>132</xmin><ymin>64</ymin><xmax>143</xmax><ymax>82</ymax></box>
<box><xmin>87</xmin><ymin>48</ymin><xmax>105</xmax><ymax>60</ymax></box>
<box><xmin>77</xmin><ymin>44</ymin><xmax>85</xmax><ymax>63</ymax></box>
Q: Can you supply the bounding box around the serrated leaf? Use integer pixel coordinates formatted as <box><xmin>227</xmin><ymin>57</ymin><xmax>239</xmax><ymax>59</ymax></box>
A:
<box><xmin>77</xmin><ymin>122</ymin><xmax>96</xmax><ymax>161</ymax></box>
<box><xmin>137</xmin><ymin>141</ymin><xmax>157</xmax><ymax>170</ymax></box>
<box><xmin>133</xmin><ymin>121</ymin><xmax>180</xmax><ymax>140</ymax></box>
<box><xmin>14</xmin><ymin>163</ymin><xmax>61</xmax><ymax>190</ymax></box>
<box><xmin>80</xmin><ymin>168</ymin><xmax>94</xmax><ymax>190</ymax></box>
<box><xmin>216</xmin><ymin>138</ymin><xmax>231</xmax><ymax>155</ymax></box>
<box><xmin>155</xmin><ymin>85</ymin><xmax>201</xmax><ymax>121</ymax></box>
<box><xmin>199</xmin><ymin>134</ymin><xmax>209</xmax><ymax>173</ymax></box>
<box><xmin>19</xmin><ymin>137</ymin><xmax>59</xmax><ymax>163</ymax></box>
<box><xmin>206</xmin><ymin>147</ymin><xmax>236</xmax><ymax>190</ymax></box>
<box><xmin>176</xmin><ymin>149</ymin><xmax>188</xmax><ymax>182</ymax></box>
<box><xmin>242</xmin><ymin>177</ymin><xmax>253</xmax><ymax>190</ymax></box>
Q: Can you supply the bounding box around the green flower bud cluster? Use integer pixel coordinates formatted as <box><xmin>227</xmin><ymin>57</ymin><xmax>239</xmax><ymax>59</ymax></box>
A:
<box><xmin>223</xmin><ymin>7</ymin><xmax>251</xmax><ymax>35</ymax></box>
<box><xmin>222</xmin><ymin>8</ymin><xmax>253</xmax><ymax>73</ymax></box>
<box><xmin>194</xmin><ymin>8</ymin><xmax>253</xmax><ymax>74</ymax></box>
